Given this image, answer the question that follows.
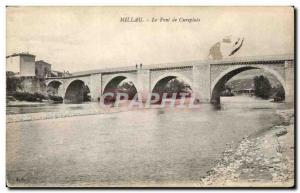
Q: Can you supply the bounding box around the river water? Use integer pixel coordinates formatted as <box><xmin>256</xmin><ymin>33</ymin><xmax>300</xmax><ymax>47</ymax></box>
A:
<box><xmin>6</xmin><ymin>96</ymin><xmax>288</xmax><ymax>187</ymax></box>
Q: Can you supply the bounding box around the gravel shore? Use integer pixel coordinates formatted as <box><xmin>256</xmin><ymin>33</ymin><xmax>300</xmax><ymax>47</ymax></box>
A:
<box><xmin>6</xmin><ymin>107</ymin><xmax>131</xmax><ymax>123</ymax></box>
<box><xmin>199</xmin><ymin>109</ymin><xmax>295</xmax><ymax>187</ymax></box>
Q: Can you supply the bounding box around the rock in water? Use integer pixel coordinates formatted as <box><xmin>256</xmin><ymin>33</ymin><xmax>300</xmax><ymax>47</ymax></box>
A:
<box><xmin>275</xmin><ymin>127</ymin><xmax>288</xmax><ymax>137</ymax></box>
<box><xmin>208</xmin><ymin>35</ymin><xmax>244</xmax><ymax>60</ymax></box>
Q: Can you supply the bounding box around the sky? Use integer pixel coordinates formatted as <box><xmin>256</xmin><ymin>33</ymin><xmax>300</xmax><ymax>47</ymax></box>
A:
<box><xmin>6</xmin><ymin>6</ymin><xmax>294</xmax><ymax>73</ymax></box>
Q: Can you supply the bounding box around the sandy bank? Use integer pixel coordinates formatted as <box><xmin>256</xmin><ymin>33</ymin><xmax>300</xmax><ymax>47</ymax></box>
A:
<box><xmin>199</xmin><ymin>109</ymin><xmax>294</xmax><ymax>187</ymax></box>
<box><xmin>6</xmin><ymin>107</ymin><xmax>130</xmax><ymax>123</ymax></box>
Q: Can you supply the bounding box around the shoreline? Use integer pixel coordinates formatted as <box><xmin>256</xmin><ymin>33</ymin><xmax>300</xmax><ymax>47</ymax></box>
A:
<box><xmin>199</xmin><ymin>109</ymin><xmax>294</xmax><ymax>187</ymax></box>
<box><xmin>6</xmin><ymin>96</ymin><xmax>289</xmax><ymax>123</ymax></box>
<box><xmin>6</xmin><ymin>100</ymin><xmax>200</xmax><ymax>123</ymax></box>
<box><xmin>6</xmin><ymin>107</ymin><xmax>126</xmax><ymax>123</ymax></box>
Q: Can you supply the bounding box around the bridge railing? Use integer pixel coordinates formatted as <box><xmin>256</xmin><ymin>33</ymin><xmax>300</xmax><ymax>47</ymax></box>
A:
<box><xmin>208</xmin><ymin>54</ymin><xmax>294</xmax><ymax>65</ymax></box>
<box><xmin>143</xmin><ymin>54</ymin><xmax>294</xmax><ymax>69</ymax></box>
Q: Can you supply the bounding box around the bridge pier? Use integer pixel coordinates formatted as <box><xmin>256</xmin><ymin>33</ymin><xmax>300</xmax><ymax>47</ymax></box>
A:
<box><xmin>90</xmin><ymin>74</ymin><xmax>102</xmax><ymax>102</ymax></box>
<box><xmin>193</xmin><ymin>64</ymin><xmax>211</xmax><ymax>103</ymax></box>
<box><xmin>285</xmin><ymin>60</ymin><xmax>294</xmax><ymax>103</ymax></box>
<box><xmin>57</xmin><ymin>84</ymin><xmax>64</xmax><ymax>97</ymax></box>
<box><xmin>137</xmin><ymin>68</ymin><xmax>151</xmax><ymax>102</ymax></box>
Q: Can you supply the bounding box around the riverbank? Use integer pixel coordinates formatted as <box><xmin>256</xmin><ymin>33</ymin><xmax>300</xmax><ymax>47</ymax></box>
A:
<box><xmin>6</xmin><ymin>103</ymin><xmax>185</xmax><ymax>123</ymax></box>
<box><xmin>6</xmin><ymin>106</ymin><xmax>129</xmax><ymax>123</ymax></box>
<box><xmin>199</xmin><ymin>109</ymin><xmax>294</xmax><ymax>187</ymax></box>
<box><xmin>6</xmin><ymin>97</ymin><xmax>286</xmax><ymax>123</ymax></box>
<box><xmin>6</xmin><ymin>98</ymin><xmax>197</xmax><ymax>123</ymax></box>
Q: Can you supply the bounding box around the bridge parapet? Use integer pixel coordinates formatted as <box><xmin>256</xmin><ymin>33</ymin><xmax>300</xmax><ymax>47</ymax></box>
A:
<box><xmin>210</xmin><ymin>54</ymin><xmax>293</xmax><ymax>64</ymax></box>
<box><xmin>143</xmin><ymin>54</ymin><xmax>294</xmax><ymax>70</ymax></box>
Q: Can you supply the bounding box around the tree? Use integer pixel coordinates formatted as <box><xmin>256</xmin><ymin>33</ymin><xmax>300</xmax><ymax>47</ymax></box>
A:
<box><xmin>118</xmin><ymin>81</ymin><xmax>137</xmax><ymax>100</ymax></box>
<box><xmin>220</xmin><ymin>85</ymin><xmax>234</xmax><ymax>96</ymax></box>
<box><xmin>165</xmin><ymin>79</ymin><xmax>192</xmax><ymax>98</ymax></box>
<box><xmin>83</xmin><ymin>85</ymin><xmax>91</xmax><ymax>101</ymax></box>
<box><xmin>272</xmin><ymin>85</ymin><xmax>285</xmax><ymax>102</ymax></box>
<box><xmin>6</xmin><ymin>76</ymin><xmax>23</xmax><ymax>95</ymax></box>
<box><xmin>254</xmin><ymin>75</ymin><xmax>272</xmax><ymax>99</ymax></box>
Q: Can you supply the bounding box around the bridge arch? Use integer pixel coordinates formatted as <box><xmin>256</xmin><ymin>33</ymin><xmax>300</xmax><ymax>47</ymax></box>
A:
<box><xmin>46</xmin><ymin>80</ymin><xmax>64</xmax><ymax>97</ymax></box>
<box><xmin>64</xmin><ymin>79</ymin><xmax>91</xmax><ymax>103</ymax></box>
<box><xmin>210</xmin><ymin>65</ymin><xmax>287</xmax><ymax>103</ymax></box>
<box><xmin>102</xmin><ymin>74</ymin><xmax>138</xmax><ymax>93</ymax></box>
<box><xmin>46</xmin><ymin>79</ymin><xmax>64</xmax><ymax>86</ymax></box>
<box><xmin>150</xmin><ymin>73</ymin><xmax>195</xmax><ymax>103</ymax></box>
<box><xmin>102</xmin><ymin>74</ymin><xmax>138</xmax><ymax>99</ymax></box>
<box><xmin>151</xmin><ymin>72</ymin><xmax>194</xmax><ymax>93</ymax></box>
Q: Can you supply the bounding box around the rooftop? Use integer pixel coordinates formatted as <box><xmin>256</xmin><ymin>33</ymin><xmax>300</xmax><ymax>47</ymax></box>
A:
<box><xmin>6</xmin><ymin>52</ymin><xmax>36</xmax><ymax>58</ymax></box>
<box><xmin>36</xmin><ymin>60</ymin><xmax>51</xmax><ymax>65</ymax></box>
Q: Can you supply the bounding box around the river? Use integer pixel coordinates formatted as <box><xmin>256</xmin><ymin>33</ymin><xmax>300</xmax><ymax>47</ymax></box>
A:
<box><xmin>6</xmin><ymin>96</ymin><xmax>288</xmax><ymax>187</ymax></box>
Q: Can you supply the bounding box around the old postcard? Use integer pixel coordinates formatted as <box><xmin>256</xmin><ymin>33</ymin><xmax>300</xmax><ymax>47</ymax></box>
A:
<box><xmin>6</xmin><ymin>6</ymin><xmax>294</xmax><ymax>187</ymax></box>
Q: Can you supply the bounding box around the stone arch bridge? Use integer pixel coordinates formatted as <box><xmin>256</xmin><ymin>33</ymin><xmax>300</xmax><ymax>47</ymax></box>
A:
<box><xmin>45</xmin><ymin>55</ymin><xmax>294</xmax><ymax>103</ymax></box>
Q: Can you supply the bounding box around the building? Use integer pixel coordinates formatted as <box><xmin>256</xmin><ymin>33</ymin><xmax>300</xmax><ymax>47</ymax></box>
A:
<box><xmin>50</xmin><ymin>70</ymin><xmax>63</xmax><ymax>77</ymax></box>
<box><xmin>6</xmin><ymin>53</ymin><xmax>36</xmax><ymax>77</ymax></box>
<box><xmin>6</xmin><ymin>52</ymin><xmax>72</xmax><ymax>95</ymax></box>
<box><xmin>50</xmin><ymin>70</ymin><xmax>72</xmax><ymax>77</ymax></box>
<box><xmin>233</xmin><ymin>88</ymin><xmax>255</xmax><ymax>96</ymax></box>
<box><xmin>35</xmin><ymin>60</ymin><xmax>51</xmax><ymax>78</ymax></box>
<box><xmin>6</xmin><ymin>52</ymin><xmax>71</xmax><ymax>79</ymax></box>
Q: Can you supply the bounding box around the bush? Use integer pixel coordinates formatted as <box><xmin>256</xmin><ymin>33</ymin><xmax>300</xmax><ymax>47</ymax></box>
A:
<box><xmin>12</xmin><ymin>92</ymin><xmax>48</xmax><ymax>102</ymax></box>
<box><xmin>13</xmin><ymin>92</ymin><xmax>37</xmax><ymax>102</ymax></box>
<box><xmin>254</xmin><ymin>75</ymin><xmax>271</xmax><ymax>99</ymax></box>
<box><xmin>6</xmin><ymin>77</ymin><xmax>23</xmax><ymax>95</ymax></box>
<box><xmin>272</xmin><ymin>85</ymin><xmax>285</xmax><ymax>102</ymax></box>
